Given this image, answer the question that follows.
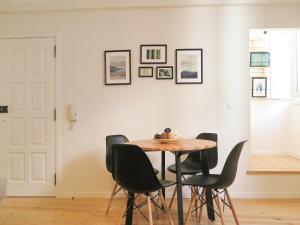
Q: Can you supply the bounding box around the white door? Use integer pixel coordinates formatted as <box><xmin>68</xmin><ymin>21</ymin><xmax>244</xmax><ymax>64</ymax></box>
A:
<box><xmin>0</xmin><ymin>38</ymin><xmax>56</xmax><ymax>196</ymax></box>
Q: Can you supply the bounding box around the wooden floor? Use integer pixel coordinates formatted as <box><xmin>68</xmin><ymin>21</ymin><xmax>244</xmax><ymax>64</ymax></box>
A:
<box><xmin>248</xmin><ymin>155</ymin><xmax>300</xmax><ymax>174</ymax></box>
<box><xmin>0</xmin><ymin>197</ymin><xmax>300</xmax><ymax>225</ymax></box>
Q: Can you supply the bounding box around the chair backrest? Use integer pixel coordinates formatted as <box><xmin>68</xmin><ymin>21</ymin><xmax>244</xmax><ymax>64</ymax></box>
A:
<box><xmin>186</xmin><ymin>133</ymin><xmax>218</xmax><ymax>170</ymax></box>
<box><xmin>112</xmin><ymin>144</ymin><xmax>162</xmax><ymax>194</ymax></box>
<box><xmin>105</xmin><ymin>135</ymin><xmax>129</xmax><ymax>173</ymax></box>
<box><xmin>218</xmin><ymin>141</ymin><xmax>247</xmax><ymax>188</ymax></box>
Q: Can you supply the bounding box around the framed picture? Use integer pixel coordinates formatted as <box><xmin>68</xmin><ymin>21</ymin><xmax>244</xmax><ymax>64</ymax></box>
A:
<box><xmin>250</xmin><ymin>52</ymin><xmax>270</xmax><ymax>67</ymax></box>
<box><xmin>139</xmin><ymin>67</ymin><xmax>153</xmax><ymax>77</ymax></box>
<box><xmin>140</xmin><ymin>45</ymin><xmax>167</xmax><ymax>64</ymax></box>
<box><xmin>104</xmin><ymin>50</ymin><xmax>131</xmax><ymax>85</ymax></box>
<box><xmin>252</xmin><ymin>77</ymin><xmax>267</xmax><ymax>97</ymax></box>
<box><xmin>156</xmin><ymin>66</ymin><xmax>173</xmax><ymax>79</ymax></box>
<box><xmin>176</xmin><ymin>49</ymin><xmax>203</xmax><ymax>84</ymax></box>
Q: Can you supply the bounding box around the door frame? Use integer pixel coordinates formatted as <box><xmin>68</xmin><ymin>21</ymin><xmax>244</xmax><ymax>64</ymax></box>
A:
<box><xmin>0</xmin><ymin>34</ymin><xmax>62</xmax><ymax>196</ymax></box>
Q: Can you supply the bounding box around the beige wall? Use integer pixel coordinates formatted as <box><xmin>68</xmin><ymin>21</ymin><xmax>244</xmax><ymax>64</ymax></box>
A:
<box><xmin>0</xmin><ymin>4</ymin><xmax>300</xmax><ymax>198</ymax></box>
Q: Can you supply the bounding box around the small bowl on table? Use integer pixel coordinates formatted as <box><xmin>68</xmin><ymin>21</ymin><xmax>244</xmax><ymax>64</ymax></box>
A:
<box><xmin>153</xmin><ymin>138</ymin><xmax>182</xmax><ymax>144</ymax></box>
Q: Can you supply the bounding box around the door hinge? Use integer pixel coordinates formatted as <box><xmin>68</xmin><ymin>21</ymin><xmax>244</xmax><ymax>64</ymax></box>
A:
<box><xmin>54</xmin><ymin>45</ymin><xmax>56</xmax><ymax>58</ymax></box>
<box><xmin>54</xmin><ymin>108</ymin><xmax>56</xmax><ymax>121</ymax></box>
<box><xmin>54</xmin><ymin>173</ymin><xmax>56</xmax><ymax>186</ymax></box>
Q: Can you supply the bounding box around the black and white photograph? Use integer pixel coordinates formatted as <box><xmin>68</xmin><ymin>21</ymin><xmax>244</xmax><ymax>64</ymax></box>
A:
<box><xmin>252</xmin><ymin>77</ymin><xmax>267</xmax><ymax>97</ymax></box>
<box><xmin>156</xmin><ymin>66</ymin><xmax>173</xmax><ymax>79</ymax></box>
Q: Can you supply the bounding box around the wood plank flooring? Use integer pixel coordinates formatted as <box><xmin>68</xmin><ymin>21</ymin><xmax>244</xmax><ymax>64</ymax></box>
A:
<box><xmin>0</xmin><ymin>197</ymin><xmax>300</xmax><ymax>225</ymax></box>
<box><xmin>248</xmin><ymin>155</ymin><xmax>300</xmax><ymax>174</ymax></box>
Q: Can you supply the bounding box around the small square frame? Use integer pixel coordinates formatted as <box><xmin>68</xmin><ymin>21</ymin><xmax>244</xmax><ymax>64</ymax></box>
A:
<box><xmin>138</xmin><ymin>67</ymin><xmax>153</xmax><ymax>77</ymax></box>
<box><xmin>156</xmin><ymin>66</ymin><xmax>173</xmax><ymax>80</ymax></box>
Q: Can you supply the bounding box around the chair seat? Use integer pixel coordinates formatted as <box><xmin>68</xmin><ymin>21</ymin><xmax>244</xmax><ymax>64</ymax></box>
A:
<box><xmin>167</xmin><ymin>161</ymin><xmax>203</xmax><ymax>175</ymax></box>
<box><xmin>153</xmin><ymin>167</ymin><xmax>159</xmax><ymax>175</ymax></box>
<box><xmin>159</xmin><ymin>180</ymin><xmax>176</xmax><ymax>188</ymax></box>
<box><xmin>182</xmin><ymin>174</ymin><xmax>221</xmax><ymax>188</ymax></box>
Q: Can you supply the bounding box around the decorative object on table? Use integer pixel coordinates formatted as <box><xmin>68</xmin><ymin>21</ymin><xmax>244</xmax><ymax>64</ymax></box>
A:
<box><xmin>153</xmin><ymin>128</ymin><xmax>182</xmax><ymax>143</ymax></box>
<box><xmin>250</xmin><ymin>52</ymin><xmax>270</xmax><ymax>67</ymax></box>
<box><xmin>176</xmin><ymin>49</ymin><xmax>203</xmax><ymax>84</ymax></box>
<box><xmin>138</xmin><ymin>66</ymin><xmax>153</xmax><ymax>77</ymax></box>
<box><xmin>104</xmin><ymin>50</ymin><xmax>131</xmax><ymax>85</ymax></box>
<box><xmin>252</xmin><ymin>77</ymin><xmax>267</xmax><ymax>97</ymax></box>
<box><xmin>156</xmin><ymin>66</ymin><xmax>173</xmax><ymax>79</ymax></box>
<box><xmin>140</xmin><ymin>44</ymin><xmax>167</xmax><ymax>64</ymax></box>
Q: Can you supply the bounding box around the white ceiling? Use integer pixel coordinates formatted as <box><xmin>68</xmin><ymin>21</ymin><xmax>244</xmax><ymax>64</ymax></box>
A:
<box><xmin>1</xmin><ymin>0</ymin><xmax>300</xmax><ymax>12</ymax></box>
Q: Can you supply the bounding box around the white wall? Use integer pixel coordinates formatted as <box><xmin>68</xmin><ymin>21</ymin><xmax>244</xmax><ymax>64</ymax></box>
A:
<box><xmin>251</xmin><ymin>100</ymin><xmax>292</xmax><ymax>154</ymax></box>
<box><xmin>291</xmin><ymin>104</ymin><xmax>300</xmax><ymax>157</ymax></box>
<box><xmin>1</xmin><ymin>4</ymin><xmax>300</xmax><ymax>198</ymax></box>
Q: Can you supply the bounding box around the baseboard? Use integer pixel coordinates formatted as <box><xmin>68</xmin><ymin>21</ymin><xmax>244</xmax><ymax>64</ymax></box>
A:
<box><xmin>230</xmin><ymin>191</ymin><xmax>300</xmax><ymax>199</ymax></box>
<box><xmin>290</xmin><ymin>151</ymin><xmax>300</xmax><ymax>159</ymax></box>
<box><xmin>56</xmin><ymin>190</ymin><xmax>300</xmax><ymax>199</ymax></box>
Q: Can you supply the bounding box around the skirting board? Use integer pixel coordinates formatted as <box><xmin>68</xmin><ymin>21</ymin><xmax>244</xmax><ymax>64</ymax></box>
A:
<box><xmin>56</xmin><ymin>191</ymin><xmax>300</xmax><ymax>199</ymax></box>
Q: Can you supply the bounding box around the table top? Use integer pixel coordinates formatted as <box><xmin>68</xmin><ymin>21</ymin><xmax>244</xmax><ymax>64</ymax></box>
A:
<box><xmin>126</xmin><ymin>138</ymin><xmax>216</xmax><ymax>152</ymax></box>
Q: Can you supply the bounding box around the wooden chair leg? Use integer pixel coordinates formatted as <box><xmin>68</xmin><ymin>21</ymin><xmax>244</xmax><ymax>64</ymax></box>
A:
<box><xmin>216</xmin><ymin>191</ymin><xmax>225</xmax><ymax>225</ymax></box>
<box><xmin>198</xmin><ymin>188</ymin><xmax>206</xmax><ymax>223</ymax></box>
<box><xmin>149</xmin><ymin>193</ymin><xmax>160</xmax><ymax>218</ymax></box>
<box><xmin>134</xmin><ymin>194</ymin><xmax>141</xmax><ymax>225</ymax></box>
<box><xmin>159</xmin><ymin>191</ymin><xmax>174</xmax><ymax>225</ymax></box>
<box><xmin>117</xmin><ymin>198</ymin><xmax>127</xmax><ymax>225</ymax></box>
<box><xmin>184</xmin><ymin>191</ymin><xmax>197</xmax><ymax>225</ymax></box>
<box><xmin>169</xmin><ymin>187</ymin><xmax>177</xmax><ymax>209</ymax></box>
<box><xmin>225</xmin><ymin>188</ymin><xmax>240</xmax><ymax>225</ymax></box>
<box><xmin>147</xmin><ymin>196</ymin><xmax>154</xmax><ymax>225</ymax></box>
<box><xmin>106</xmin><ymin>181</ymin><xmax>119</xmax><ymax>215</ymax></box>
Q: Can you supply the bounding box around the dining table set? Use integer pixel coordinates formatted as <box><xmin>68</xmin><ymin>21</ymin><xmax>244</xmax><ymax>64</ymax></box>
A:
<box><xmin>105</xmin><ymin>131</ymin><xmax>246</xmax><ymax>225</ymax></box>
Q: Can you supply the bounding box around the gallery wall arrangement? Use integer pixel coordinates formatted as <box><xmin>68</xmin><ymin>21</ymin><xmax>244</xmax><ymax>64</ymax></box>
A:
<box><xmin>104</xmin><ymin>44</ymin><xmax>203</xmax><ymax>85</ymax></box>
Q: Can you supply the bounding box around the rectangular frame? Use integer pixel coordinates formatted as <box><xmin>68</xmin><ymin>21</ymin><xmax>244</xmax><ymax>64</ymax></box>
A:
<box><xmin>156</xmin><ymin>66</ymin><xmax>173</xmax><ymax>80</ymax></box>
<box><xmin>176</xmin><ymin>49</ymin><xmax>203</xmax><ymax>84</ymax></box>
<box><xmin>104</xmin><ymin>50</ymin><xmax>131</xmax><ymax>85</ymax></box>
<box><xmin>252</xmin><ymin>77</ymin><xmax>267</xmax><ymax>97</ymax></box>
<box><xmin>140</xmin><ymin>44</ymin><xmax>167</xmax><ymax>64</ymax></box>
<box><xmin>250</xmin><ymin>52</ymin><xmax>270</xmax><ymax>67</ymax></box>
<box><xmin>138</xmin><ymin>67</ymin><xmax>153</xmax><ymax>78</ymax></box>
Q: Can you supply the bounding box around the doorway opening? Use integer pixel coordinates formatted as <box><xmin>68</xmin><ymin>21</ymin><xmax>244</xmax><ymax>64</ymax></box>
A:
<box><xmin>248</xmin><ymin>28</ymin><xmax>300</xmax><ymax>174</ymax></box>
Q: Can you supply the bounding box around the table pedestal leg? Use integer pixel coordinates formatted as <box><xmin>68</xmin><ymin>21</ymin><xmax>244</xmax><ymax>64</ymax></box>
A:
<box><xmin>175</xmin><ymin>152</ymin><xmax>184</xmax><ymax>225</ymax></box>
<box><xmin>161</xmin><ymin>151</ymin><xmax>165</xmax><ymax>198</ymax></box>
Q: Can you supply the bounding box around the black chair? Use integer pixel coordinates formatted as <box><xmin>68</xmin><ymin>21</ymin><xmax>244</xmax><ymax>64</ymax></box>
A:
<box><xmin>167</xmin><ymin>133</ymin><xmax>218</xmax><ymax>208</ymax></box>
<box><xmin>105</xmin><ymin>135</ymin><xmax>159</xmax><ymax>215</ymax></box>
<box><xmin>183</xmin><ymin>141</ymin><xmax>247</xmax><ymax>225</ymax></box>
<box><xmin>112</xmin><ymin>144</ymin><xmax>175</xmax><ymax>225</ymax></box>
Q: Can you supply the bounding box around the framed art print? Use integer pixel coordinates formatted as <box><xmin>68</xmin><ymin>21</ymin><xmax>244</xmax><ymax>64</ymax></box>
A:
<box><xmin>139</xmin><ymin>67</ymin><xmax>153</xmax><ymax>77</ymax></box>
<box><xmin>104</xmin><ymin>50</ymin><xmax>131</xmax><ymax>85</ymax></box>
<box><xmin>250</xmin><ymin>52</ymin><xmax>270</xmax><ymax>67</ymax></box>
<box><xmin>252</xmin><ymin>77</ymin><xmax>267</xmax><ymax>97</ymax></box>
<box><xmin>176</xmin><ymin>49</ymin><xmax>203</xmax><ymax>84</ymax></box>
<box><xmin>156</xmin><ymin>66</ymin><xmax>173</xmax><ymax>79</ymax></box>
<box><xmin>140</xmin><ymin>45</ymin><xmax>167</xmax><ymax>64</ymax></box>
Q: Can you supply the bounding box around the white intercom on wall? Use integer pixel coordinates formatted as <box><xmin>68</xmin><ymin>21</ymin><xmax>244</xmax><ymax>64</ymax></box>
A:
<box><xmin>68</xmin><ymin>104</ymin><xmax>77</xmax><ymax>129</ymax></box>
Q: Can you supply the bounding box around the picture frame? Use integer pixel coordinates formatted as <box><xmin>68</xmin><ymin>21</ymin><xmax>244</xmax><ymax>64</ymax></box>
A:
<box><xmin>140</xmin><ymin>44</ymin><xmax>167</xmax><ymax>64</ymax></box>
<box><xmin>250</xmin><ymin>52</ymin><xmax>270</xmax><ymax>67</ymax></box>
<box><xmin>104</xmin><ymin>50</ymin><xmax>131</xmax><ymax>85</ymax></box>
<box><xmin>252</xmin><ymin>77</ymin><xmax>267</xmax><ymax>97</ymax></box>
<box><xmin>139</xmin><ymin>67</ymin><xmax>153</xmax><ymax>77</ymax></box>
<box><xmin>176</xmin><ymin>49</ymin><xmax>203</xmax><ymax>84</ymax></box>
<box><xmin>156</xmin><ymin>66</ymin><xmax>173</xmax><ymax>80</ymax></box>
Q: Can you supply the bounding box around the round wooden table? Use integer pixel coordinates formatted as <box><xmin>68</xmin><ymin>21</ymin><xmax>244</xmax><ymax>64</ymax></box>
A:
<box><xmin>125</xmin><ymin>138</ymin><xmax>217</xmax><ymax>225</ymax></box>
